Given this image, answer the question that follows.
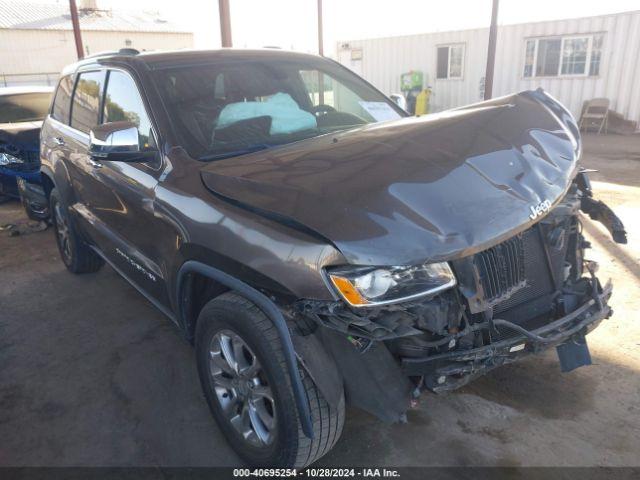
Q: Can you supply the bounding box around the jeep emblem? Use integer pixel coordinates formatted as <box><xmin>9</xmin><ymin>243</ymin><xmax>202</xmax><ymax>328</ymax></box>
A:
<box><xmin>529</xmin><ymin>199</ymin><xmax>552</xmax><ymax>220</ymax></box>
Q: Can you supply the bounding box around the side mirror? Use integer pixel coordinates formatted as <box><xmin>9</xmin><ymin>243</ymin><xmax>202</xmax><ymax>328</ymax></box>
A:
<box><xmin>389</xmin><ymin>93</ymin><xmax>407</xmax><ymax>111</ymax></box>
<box><xmin>89</xmin><ymin>121</ymin><xmax>156</xmax><ymax>162</ymax></box>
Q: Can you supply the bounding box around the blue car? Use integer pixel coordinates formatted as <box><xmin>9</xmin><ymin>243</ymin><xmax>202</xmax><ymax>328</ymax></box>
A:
<box><xmin>0</xmin><ymin>86</ymin><xmax>54</xmax><ymax>219</ymax></box>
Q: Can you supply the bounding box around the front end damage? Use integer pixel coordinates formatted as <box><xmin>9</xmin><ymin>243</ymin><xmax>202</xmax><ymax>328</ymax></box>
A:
<box><xmin>289</xmin><ymin>171</ymin><xmax>625</xmax><ymax>421</ymax></box>
<box><xmin>201</xmin><ymin>88</ymin><xmax>627</xmax><ymax>424</ymax></box>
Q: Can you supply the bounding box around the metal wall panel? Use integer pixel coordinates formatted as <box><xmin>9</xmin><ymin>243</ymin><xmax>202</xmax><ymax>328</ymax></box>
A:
<box><xmin>337</xmin><ymin>11</ymin><xmax>640</xmax><ymax>124</ymax></box>
<box><xmin>0</xmin><ymin>29</ymin><xmax>194</xmax><ymax>85</ymax></box>
<box><xmin>339</xmin><ymin>27</ymin><xmax>489</xmax><ymax>112</ymax></box>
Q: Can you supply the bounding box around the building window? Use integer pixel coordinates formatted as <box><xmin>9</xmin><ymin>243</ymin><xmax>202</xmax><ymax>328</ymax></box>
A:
<box><xmin>523</xmin><ymin>33</ymin><xmax>604</xmax><ymax>78</ymax></box>
<box><xmin>437</xmin><ymin>44</ymin><xmax>465</xmax><ymax>79</ymax></box>
<box><xmin>561</xmin><ymin>37</ymin><xmax>589</xmax><ymax>74</ymax></box>
<box><xmin>536</xmin><ymin>38</ymin><xmax>561</xmax><ymax>76</ymax></box>
<box><xmin>589</xmin><ymin>34</ymin><xmax>604</xmax><ymax>76</ymax></box>
<box><xmin>523</xmin><ymin>40</ymin><xmax>536</xmax><ymax>77</ymax></box>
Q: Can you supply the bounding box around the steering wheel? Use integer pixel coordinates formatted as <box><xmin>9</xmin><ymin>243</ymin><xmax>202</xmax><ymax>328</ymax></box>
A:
<box><xmin>310</xmin><ymin>104</ymin><xmax>337</xmax><ymax>116</ymax></box>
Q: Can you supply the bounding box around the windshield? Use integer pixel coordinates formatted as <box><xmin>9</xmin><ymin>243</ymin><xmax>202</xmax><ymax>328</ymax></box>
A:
<box><xmin>0</xmin><ymin>92</ymin><xmax>52</xmax><ymax>123</ymax></box>
<box><xmin>153</xmin><ymin>56</ymin><xmax>405</xmax><ymax>160</ymax></box>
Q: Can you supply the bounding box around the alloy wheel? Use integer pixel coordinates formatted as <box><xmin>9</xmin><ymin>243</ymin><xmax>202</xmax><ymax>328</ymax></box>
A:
<box><xmin>53</xmin><ymin>201</ymin><xmax>72</xmax><ymax>263</ymax></box>
<box><xmin>209</xmin><ymin>330</ymin><xmax>277</xmax><ymax>448</ymax></box>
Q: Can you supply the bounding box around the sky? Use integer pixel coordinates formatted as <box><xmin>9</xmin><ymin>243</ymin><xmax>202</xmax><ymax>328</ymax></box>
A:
<box><xmin>45</xmin><ymin>0</ymin><xmax>640</xmax><ymax>55</ymax></box>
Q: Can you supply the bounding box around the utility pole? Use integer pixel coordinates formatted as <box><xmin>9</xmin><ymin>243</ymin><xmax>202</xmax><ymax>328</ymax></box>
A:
<box><xmin>483</xmin><ymin>0</ymin><xmax>499</xmax><ymax>100</ymax></box>
<box><xmin>317</xmin><ymin>0</ymin><xmax>324</xmax><ymax>56</ymax></box>
<box><xmin>317</xmin><ymin>0</ymin><xmax>324</xmax><ymax>104</ymax></box>
<box><xmin>218</xmin><ymin>0</ymin><xmax>233</xmax><ymax>47</ymax></box>
<box><xmin>69</xmin><ymin>0</ymin><xmax>84</xmax><ymax>60</ymax></box>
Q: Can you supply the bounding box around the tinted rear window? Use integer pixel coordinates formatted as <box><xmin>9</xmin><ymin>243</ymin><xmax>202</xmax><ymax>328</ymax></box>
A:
<box><xmin>70</xmin><ymin>71</ymin><xmax>106</xmax><ymax>134</ymax></box>
<box><xmin>0</xmin><ymin>92</ymin><xmax>52</xmax><ymax>123</ymax></box>
<box><xmin>52</xmin><ymin>76</ymin><xmax>73</xmax><ymax>123</ymax></box>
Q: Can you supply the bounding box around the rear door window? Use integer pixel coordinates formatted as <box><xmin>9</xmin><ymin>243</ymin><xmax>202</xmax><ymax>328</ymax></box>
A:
<box><xmin>70</xmin><ymin>70</ymin><xmax>106</xmax><ymax>134</ymax></box>
<box><xmin>52</xmin><ymin>75</ymin><xmax>74</xmax><ymax>124</ymax></box>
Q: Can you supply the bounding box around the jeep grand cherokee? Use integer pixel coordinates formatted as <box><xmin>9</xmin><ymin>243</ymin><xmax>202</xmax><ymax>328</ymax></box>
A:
<box><xmin>40</xmin><ymin>48</ymin><xmax>626</xmax><ymax>467</ymax></box>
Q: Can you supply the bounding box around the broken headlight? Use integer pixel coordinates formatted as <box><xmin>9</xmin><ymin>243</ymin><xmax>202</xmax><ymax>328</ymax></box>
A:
<box><xmin>0</xmin><ymin>153</ymin><xmax>24</xmax><ymax>166</ymax></box>
<box><xmin>326</xmin><ymin>262</ymin><xmax>456</xmax><ymax>307</ymax></box>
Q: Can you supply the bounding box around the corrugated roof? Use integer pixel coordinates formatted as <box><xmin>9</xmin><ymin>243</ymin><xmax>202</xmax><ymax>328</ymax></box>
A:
<box><xmin>0</xmin><ymin>0</ymin><xmax>191</xmax><ymax>33</ymax></box>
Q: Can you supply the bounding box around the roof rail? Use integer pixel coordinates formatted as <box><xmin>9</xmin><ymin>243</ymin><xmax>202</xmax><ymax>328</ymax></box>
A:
<box><xmin>83</xmin><ymin>48</ymin><xmax>139</xmax><ymax>60</ymax></box>
<box><xmin>84</xmin><ymin>50</ymin><xmax>120</xmax><ymax>59</ymax></box>
<box><xmin>118</xmin><ymin>48</ymin><xmax>140</xmax><ymax>55</ymax></box>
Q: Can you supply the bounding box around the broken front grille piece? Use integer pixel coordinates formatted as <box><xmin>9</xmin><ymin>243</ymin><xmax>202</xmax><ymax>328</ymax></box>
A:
<box><xmin>474</xmin><ymin>233</ymin><xmax>526</xmax><ymax>303</ymax></box>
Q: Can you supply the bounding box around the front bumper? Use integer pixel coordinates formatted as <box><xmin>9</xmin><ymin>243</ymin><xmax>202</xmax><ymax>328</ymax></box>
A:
<box><xmin>16</xmin><ymin>175</ymin><xmax>49</xmax><ymax>220</ymax></box>
<box><xmin>0</xmin><ymin>166</ymin><xmax>41</xmax><ymax>198</ymax></box>
<box><xmin>402</xmin><ymin>280</ymin><xmax>612</xmax><ymax>392</ymax></box>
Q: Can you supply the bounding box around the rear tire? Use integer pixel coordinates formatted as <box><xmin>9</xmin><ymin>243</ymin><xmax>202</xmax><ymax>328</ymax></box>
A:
<box><xmin>195</xmin><ymin>292</ymin><xmax>344</xmax><ymax>467</ymax></box>
<box><xmin>50</xmin><ymin>188</ymin><xmax>103</xmax><ymax>274</ymax></box>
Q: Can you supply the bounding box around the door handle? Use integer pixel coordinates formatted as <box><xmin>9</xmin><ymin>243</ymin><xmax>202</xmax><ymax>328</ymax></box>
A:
<box><xmin>87</xmin><ymin>157</ymin><xmax>103</xmax><ymax>169</ymax></box>
<box><xmin>53</xmin><ymin>137</ymin><xmax>65</xmax><ymax>146</ymax></box>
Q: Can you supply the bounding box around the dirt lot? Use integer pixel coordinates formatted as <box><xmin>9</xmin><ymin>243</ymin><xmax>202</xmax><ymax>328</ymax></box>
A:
<box><xmin>1</xmin><ymin>133</ymin><xmax>639</xmax><ymax>467</ymax></box>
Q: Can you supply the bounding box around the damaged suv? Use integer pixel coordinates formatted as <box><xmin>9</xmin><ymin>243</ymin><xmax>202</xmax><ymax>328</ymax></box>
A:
<box><xmin>41</xmin><ymin>49</ymin><xmax>626</xmax><ymax>467</ymax></box>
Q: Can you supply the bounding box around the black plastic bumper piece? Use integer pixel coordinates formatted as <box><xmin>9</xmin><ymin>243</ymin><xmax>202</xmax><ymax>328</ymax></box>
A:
<box><xmin>577</xmin><ymin>170</ymin><xmax>627</xmax><ymax>244</ymax></box>
<box><xmin>556</xmin><ymin>333</ymin><xmax>592</xmax><ymax>372</ymax></box>
<box><xmin>402</xmin><ymin>281</ymin><xmax>612</xmax><ymax>392</ymax></box>
<box><xmin>17</xmin><ymin>178</ymin><xmax>49</xmax><ymax>220</ymax></box>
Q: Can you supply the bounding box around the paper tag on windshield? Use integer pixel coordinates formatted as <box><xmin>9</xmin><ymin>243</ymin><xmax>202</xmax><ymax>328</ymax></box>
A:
<box><xmin>358</xmin><ymin>101</ymin><xmax>401</xmax><ymax>122</ymax></box>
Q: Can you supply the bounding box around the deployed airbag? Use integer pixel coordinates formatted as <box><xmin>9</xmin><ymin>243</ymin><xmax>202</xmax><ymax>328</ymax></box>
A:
<box><xmin>217</xmin><ymin>93</ymin><xmax>317</xmax><ymax>135</ymax></box>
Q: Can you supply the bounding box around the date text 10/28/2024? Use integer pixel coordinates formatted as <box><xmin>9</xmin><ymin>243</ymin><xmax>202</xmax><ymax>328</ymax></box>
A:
<box><xmin>233</xmin><ymin>468</ymin><xmax>401</xmax><ymax>478</ymax></box>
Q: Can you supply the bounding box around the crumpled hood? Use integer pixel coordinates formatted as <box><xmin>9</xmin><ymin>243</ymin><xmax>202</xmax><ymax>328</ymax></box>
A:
<box><xmin>201</xmin><ymin>90</ymin><xmax>580</xmax><ymax>266</ymax></box>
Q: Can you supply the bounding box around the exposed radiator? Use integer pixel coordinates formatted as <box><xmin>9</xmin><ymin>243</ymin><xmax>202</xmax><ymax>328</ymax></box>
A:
<box><xmin>470</xmin><ymin>225</ymin><xmax>563</xmax><ymax>328</ymax></box>
<box><xmin>474</xmin><ymin>233</ymin><xmax>526</xmax><ymax>303</ymax></box>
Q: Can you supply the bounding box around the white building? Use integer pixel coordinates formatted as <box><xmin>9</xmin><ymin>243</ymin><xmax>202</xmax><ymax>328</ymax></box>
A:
<box><xmin>337</xmin><ymin>10</ymin><xmax>640</xmax><ymax>126</ymax></box>
<box><xmin>0</xmin><ymin>0</ymin><xmax>194</xmax><ymax>87</ymax></box>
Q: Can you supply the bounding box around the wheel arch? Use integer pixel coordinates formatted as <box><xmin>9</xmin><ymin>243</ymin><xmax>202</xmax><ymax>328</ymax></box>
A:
<box><xmin>173</xmin><ymin>245</ymin><xmax>299</xmax><ymax>341</ymax></box>
<box><xmin>40</xmin><ymin>171</ymin><xmax>55</xmax><ymax>199</ymax></box>
<box><xmin>176</xmin><ymin>260</ymin><xmax>314</xmax><ymax>439</ymax></box>
<box><xmin>40</xmin><ymin>163</ymin><xmax>76</xmax><ymax>207</ymax></box>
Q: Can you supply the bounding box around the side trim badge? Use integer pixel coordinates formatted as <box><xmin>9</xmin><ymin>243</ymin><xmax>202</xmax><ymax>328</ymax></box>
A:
<box><xmin>116</xmin><ymin>247</ymin><xmax>157</xmax><ymax>282</ymax></box>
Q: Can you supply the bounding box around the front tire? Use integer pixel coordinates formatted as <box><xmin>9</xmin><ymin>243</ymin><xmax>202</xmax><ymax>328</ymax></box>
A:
<box><xmin>195</xmin><ymin>292</ymin><xmax>344</xmax><ymax>467</ymax></box>
<box><xmin>50</xmin><ymin>188</ymin><xmax>103</xmax><ymax>274</ymax></box>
